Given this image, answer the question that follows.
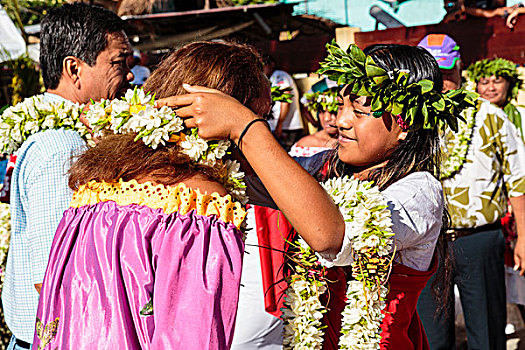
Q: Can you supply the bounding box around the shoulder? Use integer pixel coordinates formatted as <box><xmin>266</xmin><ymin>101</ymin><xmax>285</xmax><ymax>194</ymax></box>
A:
<box><xmin>475</xmin><ymin>99</ymin><xmax>507</xmax><ymax>121</ymax></box>
<box><xmin>21</xmin><ymin>129</ymin><xmax>86</xmax><ymax>157</ymax></box>
<box><xmin>383</xmin><ymin>172</ymin><xmax>444</xmax><ymax>221</ymax></box>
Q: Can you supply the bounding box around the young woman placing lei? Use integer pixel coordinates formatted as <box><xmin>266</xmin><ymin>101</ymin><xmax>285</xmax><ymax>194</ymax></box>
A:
<box><xmin>32</xmin><ymin>41</ymin><xmax>270</xmax><ymax>349</ymax></box>
<box><xmin>158</xmin><ymin>42</ymin><xmax>477</xmax><ymax>349</ymax></box>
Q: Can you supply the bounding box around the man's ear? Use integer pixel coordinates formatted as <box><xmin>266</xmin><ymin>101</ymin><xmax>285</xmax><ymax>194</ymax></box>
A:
<box><xmin>398</xmin><ymin>130</ymin><xmax>408</xmax><ymax>141</ymax></box>
<box><xmin>62</xmin><ymin>56</ymin><xmax>83</xmax><ymax>89</ymax></box>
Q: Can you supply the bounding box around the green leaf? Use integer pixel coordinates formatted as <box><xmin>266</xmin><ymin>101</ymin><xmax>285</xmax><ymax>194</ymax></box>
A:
<box><xmin>418</xmin><ymin>80</ymin><xmax>434</xmax><ymax>93</ymax></box>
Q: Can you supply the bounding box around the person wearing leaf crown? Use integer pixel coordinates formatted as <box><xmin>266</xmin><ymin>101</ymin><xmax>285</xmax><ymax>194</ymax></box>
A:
<box><xmin>287</xmin><ymin>87</ymin><xmax>339</xmax><ymax>157</ymax></box>
<box><xmin>32</xmin><ymin>41</ymin><xmax>271</xmax><ymax>349</ymax></box>
<box><xmin>156</xmin><ymin>42</ymin><xmax>478</xmax><ymax>349</ymax></box>
<box><xmin>467</xmin><ymin>57</ymin><xmax>525</xmax><ymax>136</ymax></box>
<box><xmin>0</xmin><ymin>4</ymin><xmax>134</xmax><ymax>350</ymax></box>
<box><xmin>417</xmin><ymin>34</ymin><xmax>525</xmax><ymax>350</ymax></box>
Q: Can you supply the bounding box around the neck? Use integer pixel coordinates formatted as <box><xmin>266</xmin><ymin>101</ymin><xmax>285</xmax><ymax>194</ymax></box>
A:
<box><xmin>47</xmin><ymin>84</ymin><xmax>83</xmax><ymax>104</ymax></box>
<box><xmin>350</xmin><ymin>161</ymin><xmax>387</xmax><ymax>181</ymax></box>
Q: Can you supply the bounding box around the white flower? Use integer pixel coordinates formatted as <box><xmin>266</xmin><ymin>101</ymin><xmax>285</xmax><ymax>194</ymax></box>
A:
<box><xmin>111</xmin><ymin>100</ymin><xmax>130</xmax><ymax>117</ymax></box>
<box><xmin>125</xmin><ymin>88</ymin><xmax>152</xmax><ymax>105</ymax></box>
<box><xmin>143</xmin><ymin>128</ymin><xmax>169</xmax><ymax>149</ymax></box>
<box><xmin>180</xmin><ymin>134</ymin><xmax>208</xmax><ymax>161</ymax></box>
<box><xmin>137</xmin><ymin>106</ymin><xmax>162</xmax><ymax>130</ymax></box>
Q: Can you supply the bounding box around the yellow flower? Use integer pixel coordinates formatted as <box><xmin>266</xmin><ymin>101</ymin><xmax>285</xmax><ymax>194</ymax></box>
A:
<box><xmin>129</xmin><ymin>104</ymin><xmax>146</xmax><ymax>114</ymax></box>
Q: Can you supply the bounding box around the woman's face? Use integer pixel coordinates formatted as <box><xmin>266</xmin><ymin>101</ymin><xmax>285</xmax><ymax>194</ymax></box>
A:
<box><xmin>319</xmin><ymin>110</ymin><xmax>338</xmax><ymax>137</ymax></box>
<box><xmin>476</xmin><ymin>75</ymin><xmax>510</xmax><ymax>107</ymax></box>
<box><xmin>336</xmin><ymin>86</ymin><xmax>406</xmax><ymax>168</ymax></box>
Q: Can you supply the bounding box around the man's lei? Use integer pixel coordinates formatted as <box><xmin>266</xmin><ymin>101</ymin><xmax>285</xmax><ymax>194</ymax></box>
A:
<box><xmin>0</xmin><ymin>95</ymin><xmax>92</xmax><ymax>154</ymax></box>
<box><xmin>439</xmin><ymin>102</ymin><xmax>479</xmax><ymax>180</ymax></box>
<box><xmin>303</xmin><ymin>89</ymin><xmax>339</xmax><ymax>114</ymax></box>
<box><xmin>317</xmin><ymin>41</ymin><xmax>478</xmax><ymax>132</ymax></box>
<box><xmin>283</xmin><ymin>176</ymin><xmax>394</xmax><ymax>350</ymax></box>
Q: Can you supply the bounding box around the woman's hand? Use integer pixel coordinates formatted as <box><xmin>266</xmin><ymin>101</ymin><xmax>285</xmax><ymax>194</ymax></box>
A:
<box><xmin>155</xmin><ymin>84</ymin><xmax>258</xmax><ymax>142</ymax></box>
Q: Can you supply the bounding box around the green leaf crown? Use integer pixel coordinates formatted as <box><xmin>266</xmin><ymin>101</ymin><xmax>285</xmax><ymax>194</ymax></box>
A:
<box><xmin>316</xmin><ymin>40</ymin><xmax>478</xmax><ymax>132</ymax></box>
<box><xmin>304</xmin><ymin>89</ymin><xmax>339</xmax><ymax>113</ymax></box>
<box><xmin>466</xmin><ymin>57</ymin><xmax>523</xmax><ymax>103</ymax></box>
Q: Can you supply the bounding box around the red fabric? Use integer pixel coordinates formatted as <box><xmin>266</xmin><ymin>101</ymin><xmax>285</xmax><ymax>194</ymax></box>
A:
<box><xmin>253</xmin><ymin>205</ymin><xmax>293</xmax><ymax>317</ymax></box>
<box><xmin>321</xmin><ymin>259</ymin><xmax>436</xmax><ymax>350</ymax></box>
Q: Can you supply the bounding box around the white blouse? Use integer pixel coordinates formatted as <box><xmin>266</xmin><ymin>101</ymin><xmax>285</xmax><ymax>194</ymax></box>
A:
<box><xmin>318</xmin><ymin>172</ymin><xmax>444</xmax><ymax>272</ymax></box>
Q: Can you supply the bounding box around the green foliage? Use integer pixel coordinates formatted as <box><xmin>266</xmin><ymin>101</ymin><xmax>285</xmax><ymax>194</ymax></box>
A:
<box><xmin>271</xmin><ymin>85</ymin><xmax>293</xmax><ymax>103</ymax></box>
<box><xmin>303</xmin><ymin>89</ymin><xmax>338</xmax><ymax>113</ymax></box>
<box><xmin>317</xmin><ymin>40</ymin><xmax>478</xmax><ymax>132</ymax></box>
<box><xmin>5</xmin><ymin>55</ymin><xmax>43</xmax><ymax>104</ymax></box>
<box><xmin>466</xmin><ymin>57</ymin><xmax>523</xmax><ymax>103</ymax></box>
<box><xmin>1</xmin><ymin>0</ymin><xmax>64</xmax><ymax>26</ymax></box>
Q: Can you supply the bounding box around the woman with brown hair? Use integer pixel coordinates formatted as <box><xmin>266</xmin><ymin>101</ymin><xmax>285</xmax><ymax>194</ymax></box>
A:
<box><xmin>32</xmin><ymin>41</ymin><xmax>271</xmax><ymax>350</ymax></box>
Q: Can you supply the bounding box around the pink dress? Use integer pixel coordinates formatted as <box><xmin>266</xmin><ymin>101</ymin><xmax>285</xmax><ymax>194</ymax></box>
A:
<box><xmin>33</xmin><ymin>180</ymin><xmax>246</xmax><ymax>349</ymax></box>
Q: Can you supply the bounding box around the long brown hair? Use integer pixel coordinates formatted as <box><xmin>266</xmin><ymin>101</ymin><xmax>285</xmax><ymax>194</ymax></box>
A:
<box><xmin>69</xmin><ymin>41</ymin><xmax>267</xmax><ymax>190</ymax></box>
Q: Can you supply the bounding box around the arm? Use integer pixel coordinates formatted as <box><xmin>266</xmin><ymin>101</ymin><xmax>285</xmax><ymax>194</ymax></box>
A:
<box><xmin>24</xmin><ymin>148</ymin><xmax>76</xmax><ymax>293</ymax></box>
<box><xmin>275</xmin><ymin>102</ymin><xmax>290</xmax><ymax>139</ymax></box>
<box><xmin>465</xmin><ymin>6</ymin><xmax>511</xmax><ymax>18</ymax></box>
<box><xmin>510</xmin><ymin>195</ymin><xmax>525</xmax><ymax>275</ymax></box>
<box><xmin>157</xmin><ymin>86</ymin><xmax>345</xmax><ymax>255</ymax></box>
<box><xmin>507</xmin><ymin>7</ymin><xmax>525</xmax><ymax>28</ymax></box>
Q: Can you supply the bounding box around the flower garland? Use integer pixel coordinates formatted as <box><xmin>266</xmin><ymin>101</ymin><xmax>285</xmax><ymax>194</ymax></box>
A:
<box><xmin>283</xmin><ymin>176</ymin><xmax>394</xmax><ymax>350</ymax></box>
<box><xmin>85</xmin><ymin>88</ymin><xmax>248</xmax><ymax>204</ymax></box>
<box><xmin>282</xmin><ymin>238</ymin><xmax>328</xmax><ymax>349</ymax></box>
<box><xmin>304</xmin><ymin>90</ymin><xmax>339</xmax><ymax>114</ymax></box>
<box><xmin>439</xmin><ymin>104</ymin><xmax>477</xmax><ymax>180</ymax></box>
<box><xmin>0</xmin><ymin>94</ymin><xmax>91</xmax><ymax>154</ymax></box>
<box><xmin>0</xmin><ymin>201</ymin><xmax>10</xmax><ymax>292</ymax></box>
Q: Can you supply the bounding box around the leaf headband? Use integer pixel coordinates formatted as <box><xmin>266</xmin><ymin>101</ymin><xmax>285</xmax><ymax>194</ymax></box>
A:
<box><xmin>466</xmin><ymin>58</ymin><xmax>523</xmax><ymax>103</ymax></box>
<box><xmin>304</xmin><ymin>89</ymin><xmax>339</xmax><ymax>114</ymax></box>
<box><xmin>316</xmin><ymin>40</ymin><xmax>478</xmax><ymax>132</ymax></box>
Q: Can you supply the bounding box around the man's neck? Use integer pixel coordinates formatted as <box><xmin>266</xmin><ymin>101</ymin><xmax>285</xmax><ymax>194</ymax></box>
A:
<box><xmin>46</xmin><ymin>86</ymin><xmax>83</xmax><ymax>104</ymax></box>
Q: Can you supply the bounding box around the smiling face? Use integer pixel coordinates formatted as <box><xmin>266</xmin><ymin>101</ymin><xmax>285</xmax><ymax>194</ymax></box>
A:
<box><xmin>336</xmin><ymin>86</ymin><xmax>407</xmax><ymax>171</ymax></box>
<box><xmin>79</xmin><ymin>31</ymin><xmax>134</xmax><ymax>102</ymax></box>
<box><xmin>476</xmin><ymin>75</ymin><xmax>510</xmax><ymax>107</ymax></box>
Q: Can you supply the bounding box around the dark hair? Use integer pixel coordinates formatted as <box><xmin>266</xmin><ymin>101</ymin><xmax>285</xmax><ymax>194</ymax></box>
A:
<box><xmin>143</xmin><ymin>41</ymin><xmax>266</xmax><ymax>108</ymax></box>
<box><xmin>324</xmin><ymin>44</ymin><xmax>452</xmax><ymax>315</ymax></box>
<box><xmin>69</xmin><ymin>41</ymin><xmax>268</xmax><ymax>190</ymax></box>
<box><xmin>40</xmin><ymin>3</ymin><xmax>126</xmax><ymax>89</ymax></box>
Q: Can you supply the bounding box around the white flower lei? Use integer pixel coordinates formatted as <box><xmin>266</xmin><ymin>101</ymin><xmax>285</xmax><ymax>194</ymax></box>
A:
<box><xmin>439</xmin><ymin>105</ymin><xmax>476</xmax><ymax>180</ymax></box>
<box><xmin>0</xmin><ymin>94</ymin><xmax>91</xmax><ymax>154</ymax></box>
<box><xmin>0</xmin><ymin>201</ymin><xmax>10</xmax><ymax>291</ymax></box>
<box><xmin>85</xmin><ymin>88</ymin><xmax>248</xmax><ymax>203</ymax></box>
<box><xmin>283</xmin><ymin>176</ymin><xmax>395</xmax><ymax>350</ymax></box>
<box><xmin>282</xmin><ymin>238</ymin><xmax>328</xmax><ymax>349</ymax></box>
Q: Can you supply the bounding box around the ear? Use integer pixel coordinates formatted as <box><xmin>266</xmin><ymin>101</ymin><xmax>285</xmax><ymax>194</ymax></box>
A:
<box><xmin>62</xmin><ymin>56</ymin><xmax>83</xmax><ymax>89</ymax></box>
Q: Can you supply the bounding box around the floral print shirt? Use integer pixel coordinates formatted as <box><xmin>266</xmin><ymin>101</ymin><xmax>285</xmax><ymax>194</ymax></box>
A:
<box><xmin>442</xmin><ymin>100</ymin><xmax>525</xmax><ymax>228</ymax></box>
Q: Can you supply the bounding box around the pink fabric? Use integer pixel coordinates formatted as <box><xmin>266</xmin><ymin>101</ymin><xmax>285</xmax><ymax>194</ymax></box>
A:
<box><xmin>33</xmin><ymin>201</ymin><xmax>245</xmax><ymax>349</ymax></box>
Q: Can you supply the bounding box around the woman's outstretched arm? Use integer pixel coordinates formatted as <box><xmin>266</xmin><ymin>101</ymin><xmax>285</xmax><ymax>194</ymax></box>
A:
<box><xmin>157</xmin><ymin>85</ymin><xmax>345</xmax><ymax>256</ymax></box>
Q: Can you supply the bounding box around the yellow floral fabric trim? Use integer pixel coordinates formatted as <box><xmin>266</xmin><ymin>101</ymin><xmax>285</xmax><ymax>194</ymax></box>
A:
<box><xmin>70</xmin><ymin>179</ymin><xmax>247</xmax><ymax>228</ymax></box>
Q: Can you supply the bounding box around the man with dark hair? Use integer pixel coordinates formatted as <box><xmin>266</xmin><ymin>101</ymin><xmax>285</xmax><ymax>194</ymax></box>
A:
<box><xmin>2</xmin><ymin>4</ymin><xmax>133</xmax><ymax>349</ymax></box>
